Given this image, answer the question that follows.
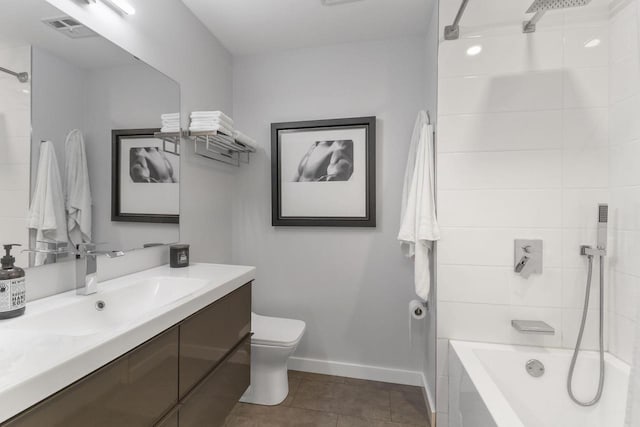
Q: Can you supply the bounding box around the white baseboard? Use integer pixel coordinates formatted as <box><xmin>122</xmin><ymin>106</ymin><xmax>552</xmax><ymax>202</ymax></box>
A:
<box><xmin>288</xmin><ymin>356</ymin><xmax>423</xmax><ymax>387</ymax></box>
<box><xmin>421</xmin><ymin>372</ymin><xmax>436</xmax><ymax>425</ymax></box>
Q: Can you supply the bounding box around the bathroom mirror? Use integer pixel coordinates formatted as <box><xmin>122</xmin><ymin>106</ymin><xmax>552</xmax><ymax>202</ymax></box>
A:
<box><xmin>0</xmin><ymin>0</ymin><xmax>180</xmax><ymax>268</ymax></box>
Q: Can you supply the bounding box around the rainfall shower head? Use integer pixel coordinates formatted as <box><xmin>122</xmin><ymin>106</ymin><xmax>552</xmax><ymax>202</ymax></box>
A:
<box><xmin>526</xmin><ymin>0</ymin><xmax>592</xmax><ymax>13</ymax></box>
<box><xmin>524</xmin><ymin>0</ymin><xmax>592</xmax><ymax>33</ymax></box>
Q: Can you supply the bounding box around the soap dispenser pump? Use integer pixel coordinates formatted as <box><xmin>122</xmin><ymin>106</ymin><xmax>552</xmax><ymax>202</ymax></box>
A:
<box><xmin>0</xmin><ymin>244</ymin><xmax>26</xmax><ymax>319</ymax></box>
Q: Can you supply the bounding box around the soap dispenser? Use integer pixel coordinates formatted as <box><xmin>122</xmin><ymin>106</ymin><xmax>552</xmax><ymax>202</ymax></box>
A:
<box><xmin>0</xmin><ymin>244</ymin><xmax>26</xmax><ymax>319</ymax></box>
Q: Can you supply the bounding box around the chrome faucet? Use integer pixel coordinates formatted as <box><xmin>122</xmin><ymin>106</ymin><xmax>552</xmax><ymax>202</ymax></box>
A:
<box><xmin>23</xmin><ymin>242</ymin><xmax>124</xmax><ymax>296</ymax></box>
<box><xmin>74</xmin><ymin>243</ymin><xmax>124</xmax><ymax>296</ymax></box>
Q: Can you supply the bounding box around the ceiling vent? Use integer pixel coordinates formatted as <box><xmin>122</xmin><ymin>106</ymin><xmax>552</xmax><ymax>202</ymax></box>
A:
<box><xmin>42</xmin><ymin>17</ymin><xmax>97</xmax><ymax>39</ymax></box>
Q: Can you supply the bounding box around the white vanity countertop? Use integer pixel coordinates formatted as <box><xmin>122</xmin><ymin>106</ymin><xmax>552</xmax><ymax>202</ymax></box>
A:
<box><xmin>0</xmin><ymin>263</ymin><xmax>255</xmax><ymax>422</ymax></box>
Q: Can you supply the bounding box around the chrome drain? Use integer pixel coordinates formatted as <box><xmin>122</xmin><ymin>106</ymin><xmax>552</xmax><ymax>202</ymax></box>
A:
<box><xmin>526</xmin><ymin>359</ymin><xmax>545</xmax><ymax>377</ymax></box>
<box><xmin>95</xmin><ymin>300</ymin><xmax>106</xmax><ymax>311</ymax></box>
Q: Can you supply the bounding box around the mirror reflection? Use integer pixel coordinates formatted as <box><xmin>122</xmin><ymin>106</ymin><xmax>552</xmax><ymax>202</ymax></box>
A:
<box><xmin>0</xmin><ymin>0</ymin><xmax>180</xmax><ymax>268</ymax></box>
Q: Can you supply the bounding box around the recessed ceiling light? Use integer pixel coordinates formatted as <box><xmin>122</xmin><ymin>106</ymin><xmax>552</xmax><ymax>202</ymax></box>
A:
<box><xmin>466</xmin><ymin>45</ymin><xmax>483</xmax><ymax>56</ymax></box>
<box><xmin>584</xmin><ymin>38</ymin><xmax>601</xmax><ymax>48</ymax></box>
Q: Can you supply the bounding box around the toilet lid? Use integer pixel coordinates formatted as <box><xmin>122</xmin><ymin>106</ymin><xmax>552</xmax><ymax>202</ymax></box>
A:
<box><xmin>251</xmin><ymin>313</ymin><xmax>306</xmax><ymax>347</ymax></box>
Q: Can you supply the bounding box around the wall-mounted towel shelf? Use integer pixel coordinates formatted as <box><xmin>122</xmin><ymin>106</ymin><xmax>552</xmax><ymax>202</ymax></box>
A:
<box><xmin>189</xmin><ymin>131</ymin><xmax>255</xmax><ymax>166</ymax></box>
<box><xmin>154</xmin><ymin>131</ymin><xmax>181</xmax><ymax>156</ymax></box>
<box><xmin>154</xmin><ymin>131</ymin><xmax>256</xmax><ymax>166</ymax></box>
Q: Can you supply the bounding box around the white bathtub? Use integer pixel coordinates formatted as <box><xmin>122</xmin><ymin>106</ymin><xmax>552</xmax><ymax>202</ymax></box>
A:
<box><xmin>448</xmin><ymin>340</ymin><xmax>630</xmax><ymax>427</ymax></box>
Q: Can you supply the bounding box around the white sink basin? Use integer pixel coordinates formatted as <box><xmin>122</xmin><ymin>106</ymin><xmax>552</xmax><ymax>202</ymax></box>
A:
<box><xmin>5</xmin><ymin>276</ymin><xmax>207</xmax><ymax>336</ymax></box>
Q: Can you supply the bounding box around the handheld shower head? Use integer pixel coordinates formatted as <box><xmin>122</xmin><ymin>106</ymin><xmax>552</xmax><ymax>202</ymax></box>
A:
<box><xmin>597</xmin><ymin>204</ymin><xmax>608</xmax><ymax>250</ymax></box>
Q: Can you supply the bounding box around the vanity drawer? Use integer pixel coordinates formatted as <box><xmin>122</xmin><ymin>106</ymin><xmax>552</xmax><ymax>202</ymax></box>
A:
<box><xmin>3</xmin><ymin>327</ymin><xmax>179</xmax><ymax>427</ymax></box>
<box><xmin>178</xmin><ymin>336</ymin><xmax>251</xmax><ymax>427</ymax></box>
<box><xmin>179</xmin><ymin>283</ymin><xmax>251</xmax><ymax>397</ymax></box>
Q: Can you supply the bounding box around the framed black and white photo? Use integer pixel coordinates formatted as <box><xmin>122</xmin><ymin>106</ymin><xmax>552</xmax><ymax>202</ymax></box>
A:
<box><xmin>271</xmin><ymin>117</ymin><xmax>376</xmax><ymax>227</ymax></box>
<box><xmin>112</xmin><ymin>129</ymin><xmax>180</xmax><ymax>224</ymax></box>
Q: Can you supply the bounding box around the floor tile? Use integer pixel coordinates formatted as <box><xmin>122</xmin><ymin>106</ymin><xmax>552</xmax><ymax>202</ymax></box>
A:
<box><xmin>337</xmin><ymin>415</ymin><xmax>424</xmax><ymax>427</ymax></box>
<box><xmin>389</xmin><ymin>390</ymin><xmax>429</xmax><ymax>426</ymax></box>
<box><xmin>291</xmin><ymin>380</ymin><xmax>343</xmax><ymax>413</ymax></box>
<box><xmin>228</xmin><ymin>404</ymin><xmax>338</xmax><ymax>427</ymax></box>
<box><xmin>280</xmin><ymin>375</ymin><xmax>302</xmax><ymax>407</ymax></box>
<box><xmin>336</xmin><ymin>383</ymin><xmax>391</xmax><ymax>421</ymax></box>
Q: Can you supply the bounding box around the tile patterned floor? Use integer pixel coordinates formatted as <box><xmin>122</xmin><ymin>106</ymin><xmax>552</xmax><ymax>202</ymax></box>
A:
<box><xmin>225</xmin><ymin>371</ymin><xmax>431</xmax><ymax>427</ymax></box>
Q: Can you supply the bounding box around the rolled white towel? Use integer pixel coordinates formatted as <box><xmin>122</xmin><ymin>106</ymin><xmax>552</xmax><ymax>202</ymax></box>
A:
<box><xmin>233</xmin><ymin>130</ymin><xmax>257</xmax><ymax>151</ymax></box>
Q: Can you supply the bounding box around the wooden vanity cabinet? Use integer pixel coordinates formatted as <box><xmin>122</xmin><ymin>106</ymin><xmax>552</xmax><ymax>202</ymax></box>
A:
<box><xmin>2</xmin><ymin>283</ymin><xmax>252</xmax><ymax>427</ymax></box>
<box><xmin>4</xmin><ymin>327</ymin><xmax>180</xmax><ymax>427</ymax></box>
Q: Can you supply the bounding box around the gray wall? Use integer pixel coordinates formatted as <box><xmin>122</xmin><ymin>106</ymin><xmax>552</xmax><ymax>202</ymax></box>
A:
<box><xmin>231</xmin><ymin>36</ymin><xmax>428</xmax><ymax>382</ymax></box>
<box><xmin>83</xmin><ymin>63</ymin><xmax>179</xmax><ymax>250</ymax></box>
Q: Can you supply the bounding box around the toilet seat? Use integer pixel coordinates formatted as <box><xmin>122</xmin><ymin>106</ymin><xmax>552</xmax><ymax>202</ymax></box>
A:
<box><xmin>251</xmin><ymin>312</ymin><xmax>306</xmax><ymax>347</ymax></box>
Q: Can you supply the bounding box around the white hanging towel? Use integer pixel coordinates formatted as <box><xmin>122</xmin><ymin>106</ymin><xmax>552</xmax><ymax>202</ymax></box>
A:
<box><xmin>398</xmin><ymin>111</ymin><xmax>440</xmax><ymax>301</ymax></box>
<box><xmin>65</xmin><ymin>129</ymin><xmax>92</xmax><ymax>245</ymax></box>
<box><xmin>26</xmin><ymin>141</ymin><xmax>68</xmax><ymax>266</ymax></box>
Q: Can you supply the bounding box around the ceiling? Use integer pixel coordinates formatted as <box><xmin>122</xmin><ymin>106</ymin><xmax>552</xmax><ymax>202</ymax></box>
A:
<box><xmin>181</xmin><ymin>0</ymin><xmax>432</xmax><ymax>56</ymax></box>
<box><xmin>0</xmin><ymin>0</ymin><xmax>136</xmax><ymax>69</ymax></box>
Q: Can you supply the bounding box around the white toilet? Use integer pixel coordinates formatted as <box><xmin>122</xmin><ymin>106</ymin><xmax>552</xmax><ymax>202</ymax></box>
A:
<box><xmin>240</xmin><ymin>312</ymin><xmax>306</xmax><ymax>406</ymax></box>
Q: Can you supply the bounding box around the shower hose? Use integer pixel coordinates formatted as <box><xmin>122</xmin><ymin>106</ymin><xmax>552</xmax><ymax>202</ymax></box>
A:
<box><xmin>566</xmin><ymin>254</ymin><xmax>605</xmax><ymax>406</ymax></box>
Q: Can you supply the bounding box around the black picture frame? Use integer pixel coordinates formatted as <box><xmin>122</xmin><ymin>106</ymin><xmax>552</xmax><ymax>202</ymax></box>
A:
<box><xmin>111</xmin><ymin>128</ymin><xmax>179</xmax><ymax>224</ymax></box>
<box><xmin>271</xmin><ymin>116</ymin><xmax>376</xmax><ymax>227</ymax></box>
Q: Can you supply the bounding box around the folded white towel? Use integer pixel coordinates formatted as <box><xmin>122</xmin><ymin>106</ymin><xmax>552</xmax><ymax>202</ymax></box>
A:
<box><xmin>161</xmin><ymin>126</ymin><xmax>181</xmax><ymax>133</ymax></box>
<box><xmin>190</xmin><ymin>111</ymin><xmax>233</xmax><ymax>124</ymax></box>
<box><xmin>191</xmin><ymin>118</ymin><xmax>234</xmax><ymax>130</ymax></box>
<box><xmin>161</xmin><ymin>113</ymin><xmax>179</xmax><ymax>120</ymax></box>
<box><xmin>189</xmin><ymin>123</ymin><xmax>233</xmax><ymax>136</ymax></box>
<box><xmin>233</xmin><ymin>130</ymin><xmax>257</xmax><ymax>150</ymax></box>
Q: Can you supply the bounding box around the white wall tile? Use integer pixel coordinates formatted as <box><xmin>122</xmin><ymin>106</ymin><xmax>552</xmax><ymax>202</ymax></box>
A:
<box><xmin>439</xmin><ymin>31</ymin><xmax>562</xmax><ymax>78</ymax></box>
<box><xmin>610</xmin><ymin>230</ymin><xmax>640</xmax><ymax>277</ymax></box>
<box><xmin>438</xmin><ymin>72</ymin><xmax>563</xmax><ymax>115</ymax></box>
<box><xmin>562</xmin><ymin>267</ymin><xmax>601</xmax><ymax>309</ymax></box>
<box><xmin>563</xmin><ymin>67</ymin><xmax>609</xmax><ymax>108</ymax></box>
<box><xmin>609</xmin><ymin>271</ymin><xmax>639</xmax><ymax>320</ymax></box>
<box><xmin>564</xmin><ymin>26</ymin><xmax>609</xmax><ymax>68</ymax></box>
<box><xmin>610</xmin><ymin>55</ymin><xmax>640</xmax><ymax>104</ymax></box>
<box><xmin>0</xmin><ymin>190</ymin><xmax>29</xmax><ymax>218</ymax></box>
<box><xmin>0</xmin><ymin>164</ymin><xmax>29</xmax><ymax>191</ymax></box>
<box><xmin>609</xmin><ymin>2</ymin><xmax>638</xmax><ymax>63</ymax></box>
<box><xmin>438</xmin><ymin>111</ymin><xmax>563</xmax><ymax>153</ymax></box>
<box><xmin>561</xmin><ymin>308</ymin><xmax>602</xmax><ymax>350</ymax></box>
<box><xmin>438</xmin><ymin>265</ymin><xmax>510</xmax><ymax>304</ymax></box>
<box><xmin>509</xmin><ymin>267</ymin><xmax>563</xmax><ymax>308</ymax></box>
<box><xmin>609</xmin><ymin>314</ymin><xmax>635</xmax><ymax>364</ymax></box>
<box><xmin>438</xmin><ymin>151</ymin><xmax>562</xmax><ymax>190</ymax></box>
<box><xmin>438</xmin><ymin>228</ymin><xmax>562</xmax><ymax>268</ymax></box>
<box><xmin>609</xmin><ymin>94</ymin><xmax>640</xmax><ymax>146</ymax></box>
<box><xmin>610</xmin><ymin>186</ymin><xmax>640</xmax><ymax>231</ymax></box>
<box><xmin>438</xmin><ymin>302</ymin><xmax>510</xmax><ymax>343</ymax></box>
<box><xmin>563</xmin><ymin>147</ymin><xmax>609</xmax><ymax>189</ymax></box>
<box><xmin>563</xmin><ymin>108</ymin><xmax>608</xmax><ymax>148</ymax></box>
<box><xmin>609</xmin><ymin>141</ymin><xmax>640</xmax><ymax>188</ymax></box>
<box><xmin>438</xmin><ymin>190</ymin><xmax>562</xmax><ymax>228</ymax></box>
<box><xmin>562</xmin><ymin>189</ymin><xmax>609</xmax><ymax>229</ymax></box>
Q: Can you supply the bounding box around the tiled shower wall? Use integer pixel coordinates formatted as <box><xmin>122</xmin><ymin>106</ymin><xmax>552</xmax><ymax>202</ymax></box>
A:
<box><xmin>0</xmin><ymin>43</ymin><xmax>30</xmax><ymax>266</ymax></box>
<box><xmin>608</xmin><ymin>0</ymin><xmax>640</xmax><ymax>365</ymax></box>
<box><xmin>435</xmin><ymin>0</ymin><xmax>612</xmax><ymax>423</ymax></box>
